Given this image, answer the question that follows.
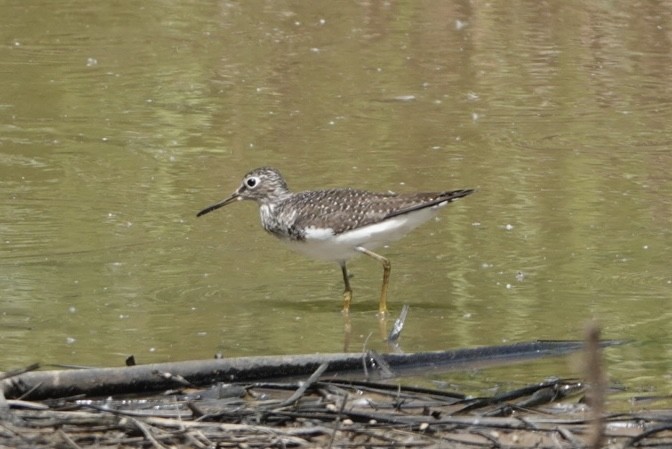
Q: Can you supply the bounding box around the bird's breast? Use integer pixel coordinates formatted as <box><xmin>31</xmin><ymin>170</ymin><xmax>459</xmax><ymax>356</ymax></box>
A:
<box><xmin>260</xmin><ymin>203</ymin><xmax>303</xmax><ymax>240</ymax></box>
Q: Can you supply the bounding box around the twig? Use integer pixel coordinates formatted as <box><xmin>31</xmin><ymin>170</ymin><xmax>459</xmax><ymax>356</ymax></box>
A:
<box><xmin>57</xmin><ymin>428</ymin><xmax>83</xmax><ymax>449</ymax></box>
<box><xmin>0</xmin><ymin>363</ymin><xmax>40</xmax><ymax>381</ymax></box>
<box><xmin>556</xmin><ymin>425</ymin><xmax>582</xmax><ymax>447</ymax></box>
<box><xmin>327</xmin><ymin>391</ymin><xmax>348</xmax><ymax>449</ymax></box>
<box><xmin>585</xmin><ymin>322</ymin><xmax>606</xmax><ymax>449</ymax></box>
<box><xmin>271</xmin><ymin>362</ymin><xmax>328</xmax><ymax>409</ymax></box>
<box><xmin>182</xmin><ymin>429</ymin><xmax>209</xmax><ymax>449</ymax></box>
<box><xmin>131</xmin><ymin>417</ymin><xmax>169</xmax><ymax>449</ymax></box>
<box><xmin>626</xmin><ymin>424</ymin><xmax>672</xmax><ymax>447</ymax></box>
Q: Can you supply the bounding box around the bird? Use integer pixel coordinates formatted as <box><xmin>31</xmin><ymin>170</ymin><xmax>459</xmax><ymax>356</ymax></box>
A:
<box><xmin>197</xmin><ymin>167</ymin><xmax>473</xmax><ymax>315</ymax></box>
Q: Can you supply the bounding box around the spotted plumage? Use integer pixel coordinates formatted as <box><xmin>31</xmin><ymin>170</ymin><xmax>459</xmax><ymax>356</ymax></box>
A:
<box><xmin>197</xmin><ymin>167</ymin><xmax>474</xmax><ymax>314</ymax></box>
<box><xmin>264</xmin><ymin>188</ymin><xmax>459</xmax><ymax>239</ymax></box>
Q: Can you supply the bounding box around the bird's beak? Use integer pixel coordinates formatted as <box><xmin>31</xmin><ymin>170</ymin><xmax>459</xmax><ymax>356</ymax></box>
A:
<box><xmin>196</xmin><ymin>192</ymin><xmax>241</xmax><ymax>217</ymax></box>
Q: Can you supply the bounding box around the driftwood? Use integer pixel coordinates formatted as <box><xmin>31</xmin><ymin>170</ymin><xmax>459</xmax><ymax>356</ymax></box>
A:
<box><xmin>2</xmin><ymin>338</ymin><xmax>666</xmax><ymax>449</ymax></box>
<box><xmin>1</xmin><ymin>340</ymin><xmax>618</xmax><ymax>401</ymax></box>
<box><xmin>0</xmin><ymin>374</ymin><xmax>668</xmax><ymax>449</ymax></box>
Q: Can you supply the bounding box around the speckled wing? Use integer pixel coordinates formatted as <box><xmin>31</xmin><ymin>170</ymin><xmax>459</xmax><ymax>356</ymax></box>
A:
<box><xmin>281</xmin><ymin>188</ymin><xmax>474</xmax><ymax>236</ymax></box>
<box><xmin>384</xmin><ymin>189</ymin><xmax>474</xmax><ymax>219</ymax></box>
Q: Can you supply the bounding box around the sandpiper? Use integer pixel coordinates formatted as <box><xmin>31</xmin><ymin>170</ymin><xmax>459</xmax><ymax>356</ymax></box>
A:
<box><xmin>197</xmin><ymin>167</ymin><xmax>473</xmax><ymax>314</ymax></box>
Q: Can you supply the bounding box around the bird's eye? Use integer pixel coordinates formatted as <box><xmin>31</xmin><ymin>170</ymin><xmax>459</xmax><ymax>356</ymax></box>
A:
<box><xmin>245</xmin><ymin>177</ymin><xmax>258</xmax><ymax>188</ymax></box>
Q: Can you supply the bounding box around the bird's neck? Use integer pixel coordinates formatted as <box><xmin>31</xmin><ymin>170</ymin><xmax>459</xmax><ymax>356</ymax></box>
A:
<box><xmin>257</xmin><ymin>189</ymin><xmax>292</xmax><ymax>206</ymax></box>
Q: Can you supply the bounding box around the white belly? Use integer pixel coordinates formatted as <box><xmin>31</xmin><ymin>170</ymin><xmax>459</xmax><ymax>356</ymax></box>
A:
<box><xmin>280</xmin><ymin>207</ymin><xmax>441</xmax><ymax>263</ymax></box>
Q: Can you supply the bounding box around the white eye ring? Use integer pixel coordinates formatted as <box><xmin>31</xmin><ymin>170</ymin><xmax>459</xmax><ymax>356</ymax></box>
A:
<box><xmin>245</xmin><ymin>176</ymin><xmax>259</xmax><ymax>188</ymax></box>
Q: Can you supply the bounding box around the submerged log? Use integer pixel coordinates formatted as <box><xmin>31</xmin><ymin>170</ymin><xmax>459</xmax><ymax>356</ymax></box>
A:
<box><xmin>1</xmin><ymin>340</ymin><xmax>619</xmax><ymax>400</ymax></box>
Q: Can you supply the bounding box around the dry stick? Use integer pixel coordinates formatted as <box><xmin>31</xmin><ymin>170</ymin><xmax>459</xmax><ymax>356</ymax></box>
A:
<box><xmin>584</xmin><ymin>322</ymin><xmax>606</xmax><ymax>449</ymax></box>
<box><xmin>271</xmin><ymin>362</ymin><xmax>328</xmax><ymax>409</ymax></box>
<box><xmin>1</xmin><ymin>370</ymin><xmax>43</xmax><ymax>415</ymax></box>
<box><xmin>557</xmin><ymin>426</ymin><xmax>582</xmax><ymax>447</ymax></box>
<box><xmin>0</xmin><ymin>363</ymin><xmax>40</xmax><ymax>381</ymax></box>
<box><xmin>170</xmin><ymin>394</ymin><xmax>185</xmax><ymax>432</ymax></box>
<box><xmin>3</xmin><ymin>340</ymin><xmax>613</xmax><ymax>401</ymax></box>
<box><xmin>187</xmin><ymin>429</ymin><xmax>214</xmax><ymax>449</ymax></box>
<box><xmin>181</xmin><ymin>429</ymin><xmax>210</xmax><ymax>449</ymax></box>
<box><xmin>131</xmin><ymin>417</ymin><xmax>169</xmax><ymax>449</ymax></box>
<box><xmin>17</xmin><ymin>381</ymin><xmax>45</xmax><ymax>401</ymax></box>
<box><xmin>327</xmin><ymin>391</ymin><xmax>348</xmax><ymax>449</ymax></box>
<box><xmin>57</xmin><ymin>428</ymin><xmax>83</xmax><ymax>449</ymax></box>
<box><xmin>627</xmin><ymin>424</ymin><xmax>672</xmax><ymax>447</ymax></box>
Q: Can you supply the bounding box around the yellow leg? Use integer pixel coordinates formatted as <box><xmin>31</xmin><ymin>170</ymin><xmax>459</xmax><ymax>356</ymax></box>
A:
<box><xmin>342</xmin><ymin>313</ymin><xmax>352</xmax><ymax>352</ymax></box>
<box><xmin>355</xmin><ymin>247</ymin><xmax>390</xmax><ymax>316</ymax></box>
<box><xmin>340</xmin><ymin>263</ymin><xmax>353</xmax><ymax>314</ymax></box>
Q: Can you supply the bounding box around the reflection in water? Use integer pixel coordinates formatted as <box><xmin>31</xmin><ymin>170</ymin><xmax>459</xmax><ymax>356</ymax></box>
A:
<box><xmin>1</xmin><ymin>2</ymin><xmax>672</xmax><ymax>397</ymax></box>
